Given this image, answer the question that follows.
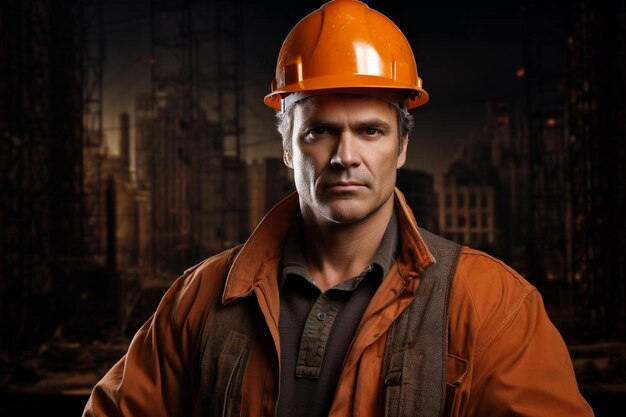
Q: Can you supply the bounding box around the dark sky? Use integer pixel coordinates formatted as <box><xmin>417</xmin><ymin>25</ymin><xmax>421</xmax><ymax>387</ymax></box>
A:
<box><xmin>103</xmin><ymin>0</ymin><xmax>570</xmax><ymax>182</ymax></box>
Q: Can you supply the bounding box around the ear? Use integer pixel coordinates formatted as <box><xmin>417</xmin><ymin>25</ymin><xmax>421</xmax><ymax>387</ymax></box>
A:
<box><xmin>396</xmin><ymin>134</ymin><xmax>409</xmax><ymax>169</ymax></box>
<box><xmin>283</xmin><ymin>148</ymin><xmax>293</xmax><ymax>169</ymax></box>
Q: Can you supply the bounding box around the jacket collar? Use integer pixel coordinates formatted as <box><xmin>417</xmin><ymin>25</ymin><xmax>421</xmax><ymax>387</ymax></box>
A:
<box><xmin>222</xmin><ymin>187</ymin><xmax>435</xmax><ymax>303</ymax></box>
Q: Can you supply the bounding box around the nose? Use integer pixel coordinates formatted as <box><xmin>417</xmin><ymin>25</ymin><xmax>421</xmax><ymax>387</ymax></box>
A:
<box><xmin>330</xmin><ymin>132</ymin><xmax>362</xmax><ymax>168</ymax></box>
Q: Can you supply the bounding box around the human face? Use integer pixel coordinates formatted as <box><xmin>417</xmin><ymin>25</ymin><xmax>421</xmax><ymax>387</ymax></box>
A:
<box><xmin>283</xmin><ymin>94</ymin><xmax>408</xmax><ymax>225</ymax></box>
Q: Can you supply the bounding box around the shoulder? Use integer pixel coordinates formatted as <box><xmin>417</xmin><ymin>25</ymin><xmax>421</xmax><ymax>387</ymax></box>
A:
<box><xmin>116</xmin><ymin>245</ymin><xmax>245</xmax><ymax>374</ymax></box>
<box><xmin>455</xmin><ymin>246</ymin><xmax>536</xmax><ymax>303</ymax></box>
<box><xmin>448</xmin><ymin>246</ymin><xmax>539</xmax><ymax>355</ymax></box>
<box><xmin>179</xmin><ymin>244</ymin><xmax>243</xmax><ymax>290</ymax></box>
<box><xmin>163</xmin><ymin>245</ymin><xmax>244</xmax><ymax>329</ymax></box>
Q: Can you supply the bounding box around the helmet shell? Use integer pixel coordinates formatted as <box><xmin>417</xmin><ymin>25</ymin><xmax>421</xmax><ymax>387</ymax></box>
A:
<box><xmin>264</xmin><ymin>0</ymin><xmax>429</xmax><ymax>110</ymax></box>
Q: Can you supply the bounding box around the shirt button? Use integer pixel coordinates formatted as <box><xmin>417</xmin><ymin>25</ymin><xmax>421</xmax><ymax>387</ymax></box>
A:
<box><xmin>316</xmin><ymin>311</ymin><xmax>327</xmax><ymax>321</ymax></box>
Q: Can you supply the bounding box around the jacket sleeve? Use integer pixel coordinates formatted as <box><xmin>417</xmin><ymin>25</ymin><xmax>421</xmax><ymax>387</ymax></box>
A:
<box><xmin>454</xmin><ymin>250</ymin><xmax>595</xmax><ymax>417</ymax></box>
<box><xmin>82</xmin><ymin>274</ymin><xmax>193</xmax><ymax>417</ymax></box>
<box><xmin>81</xmin><ymin>253</ymin><xmax>227</xmax><ymax>417</ymax></box>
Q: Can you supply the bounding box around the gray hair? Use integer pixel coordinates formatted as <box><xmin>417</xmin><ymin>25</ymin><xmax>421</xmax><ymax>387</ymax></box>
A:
<box><xmin>275</xmin><ymin>97</ymin><xmax>414</xmax><ymax>153</ymax></box>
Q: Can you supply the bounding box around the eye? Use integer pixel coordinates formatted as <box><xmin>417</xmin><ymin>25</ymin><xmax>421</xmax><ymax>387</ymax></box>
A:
<box><xmin>303</xmin><ymin>126</ymin><xmax>332</xmax><ymax>142</ymax></box>
<box><xmin>311</xmin><ymin>126</ymin><xmax>329</xmax><ymax>135</ymax></box>
<box><xmin>362</xmin><ymin>127</ymin><xmax>383</xmax><ymax>137</ymax></box>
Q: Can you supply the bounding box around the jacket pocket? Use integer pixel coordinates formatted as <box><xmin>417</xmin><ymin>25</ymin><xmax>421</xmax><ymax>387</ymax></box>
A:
<box><xmin>215</xmin><ymin>331</ymin><xmax>251</xmax><ymax>417</ymax></box>
<box><xmin>443</xmin><ymin>353</ymin><xmax>468</xmax><ymax>417</ymax></box>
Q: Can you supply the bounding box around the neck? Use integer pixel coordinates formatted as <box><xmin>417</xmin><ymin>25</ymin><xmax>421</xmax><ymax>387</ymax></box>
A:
<box><xmin>300</xmin><ymin>196</ymin><xmax>395</xmax><ymax>291</ymax></box>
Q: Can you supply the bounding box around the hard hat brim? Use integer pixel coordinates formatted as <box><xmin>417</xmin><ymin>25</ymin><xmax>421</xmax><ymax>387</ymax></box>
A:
<box><xmin>264</xmin><ymin>74</ymin><xmax>429</xmax><ymax>110</ymax></box>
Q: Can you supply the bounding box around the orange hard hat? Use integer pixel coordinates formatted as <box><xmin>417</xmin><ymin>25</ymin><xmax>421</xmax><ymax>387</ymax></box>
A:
<box><xmin>264</xmin><ymin>0</ymin><xmax>429</xmax><ymax>111</ymax></box>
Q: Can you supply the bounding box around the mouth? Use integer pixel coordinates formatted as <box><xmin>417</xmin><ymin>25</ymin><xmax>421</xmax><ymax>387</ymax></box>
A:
<box><xmin>325</xmin><ymin>181</ymin><xmax>366</xmax><ymax>192</ymax></box>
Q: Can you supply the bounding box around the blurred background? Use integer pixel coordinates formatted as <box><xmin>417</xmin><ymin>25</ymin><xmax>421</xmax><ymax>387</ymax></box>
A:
<box><xmin>0</xmin><ymin>0</ymin><xmax>624</xmax><ymax>415</ymax></box>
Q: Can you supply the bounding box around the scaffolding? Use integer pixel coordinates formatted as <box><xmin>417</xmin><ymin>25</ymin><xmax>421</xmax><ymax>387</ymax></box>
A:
<box><xmin>82</xmin><ymin>0</ymin><xmax>106</xmax><ymax>263</ymax></box>
<box><xmin>145</xmin><ymin>0</ymin><xmax>247</xmax><ymax>275</ymax></box>
<box><xmin>520</xmin><ymin>0</ymin><xmax>570</xmax><ymax>307</ymax></box>
<box><xmin>567</xmin><ymin>0</ymin><xmax>626</xmax><ymax>338</ymax></box>
<box><xmin>0</xmin><ymin>0</ymin><xmax>85</xmax><ymax>347</ymax></box>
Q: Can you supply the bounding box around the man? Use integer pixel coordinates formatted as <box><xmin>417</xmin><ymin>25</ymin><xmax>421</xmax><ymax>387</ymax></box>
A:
<box><xmin>83</xmin><ymin>1</ymin><xmax>594</xmax><ymax>416</ymax></box>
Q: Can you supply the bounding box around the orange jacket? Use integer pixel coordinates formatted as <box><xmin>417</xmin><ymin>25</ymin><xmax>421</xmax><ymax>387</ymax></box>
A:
<box><xmin>83</xmin><ymin>189</ymin><xmax>594</xmax><ymax>417</ymax></box>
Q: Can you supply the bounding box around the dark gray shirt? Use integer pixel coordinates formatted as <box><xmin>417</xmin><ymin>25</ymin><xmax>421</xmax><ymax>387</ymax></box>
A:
<box><xmin>277</xmin><ymin>212</ymin><xmax>399</xmax><ymax>417</ymax></box>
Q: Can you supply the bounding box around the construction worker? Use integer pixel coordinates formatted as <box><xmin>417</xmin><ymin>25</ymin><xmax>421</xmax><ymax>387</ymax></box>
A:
<box><xmin>83</xmin><ymin>1</ymin><xmax>594</xmax><ymax>416</ymax></box>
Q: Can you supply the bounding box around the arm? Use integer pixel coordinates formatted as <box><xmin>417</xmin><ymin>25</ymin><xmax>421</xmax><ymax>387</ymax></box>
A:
<box><xmin>81</xmin><ymin>251</ymin><xmax>232</xmax><ymax>417</ymax></box>
<box><xmin>468</xmin><ymin>288</ymin><xmax>594</xmax><ymax>416</ymax></box>
<box><xmin>82</xmin><ymin>276</ymin><xmax>192</xmax><ymax>417</ymax></box>
<box><xmin>448</xmin><ymin>248</ymin><xmax>594</xmax><ymax>417</ymax></box>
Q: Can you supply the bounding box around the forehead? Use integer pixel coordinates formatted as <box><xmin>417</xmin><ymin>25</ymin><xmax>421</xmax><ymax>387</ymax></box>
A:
<box><xmin>294</xmin><ymin>94</ymin><xmax>398</xmax><ymax>122</ymax></box>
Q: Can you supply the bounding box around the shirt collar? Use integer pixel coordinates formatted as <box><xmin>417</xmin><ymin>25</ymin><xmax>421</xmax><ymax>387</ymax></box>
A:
<box><xmin>279</xmin><ymin>210</ymin><xmax>400</xmax><ymax>289</ymax></box>
<box><xmin>222</xmin><ymin>189</ymin><xmax>434</xmax><ymax>305</ymax></box>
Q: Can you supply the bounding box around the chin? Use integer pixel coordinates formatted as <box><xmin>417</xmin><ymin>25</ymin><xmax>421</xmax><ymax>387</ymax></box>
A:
<box><xmin>324</xmin><ymin>212</ymin><xmax>366</xmax><ymax>224</ymax></box>
<box><xmin>321</xmin><ymin>202</ymin><xmax>372</xmax><ymax>224</ymax></box>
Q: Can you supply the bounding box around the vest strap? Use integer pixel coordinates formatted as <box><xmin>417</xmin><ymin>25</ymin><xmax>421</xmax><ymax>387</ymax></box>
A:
<box><xmin>194</xmin><ymin>288</ymin><xmax>259</xmax><ymax>417</ymax></box>
<box><xmin>382</xmin><ymin>228</ymin><xmax>462</xmax><ymax>417</ymax></box>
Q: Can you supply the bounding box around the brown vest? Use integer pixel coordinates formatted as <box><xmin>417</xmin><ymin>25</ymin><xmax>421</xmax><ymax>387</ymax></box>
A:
<box><xmin>193</xmin><ymin>228</ymin><xmax>461</xmax><ymax>417</ymax></box>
